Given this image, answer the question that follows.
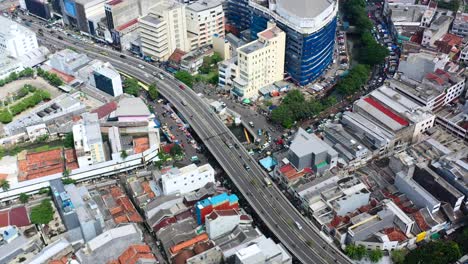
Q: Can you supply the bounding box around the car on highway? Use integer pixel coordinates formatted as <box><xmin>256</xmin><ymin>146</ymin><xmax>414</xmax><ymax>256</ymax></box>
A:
<box><xmin>243</xmin><ymin>164</ymin><xmax>251</xmax><ymax>171</ymax></box>
<box><xmin>248</xmin><ymin>121</ymin><xmax>254</xmax><ymax>127</ymax></box>
<box><xmin>181</xmin><ymin>100</ymin><xmax>187</xmax><ymax>106</ymax></box>
<box><xmin>158</xmin><ymin>73</ymin><xmax>165</xmax><ymax>80</ymax></box>
<box><xmin>179</xmin><ymin>85</ymin><xmax>185</xmax><ymax>90</ymax></box>
<box><xmin>295</xmin><ymin>221</ymin><xmax>303</xmax><ymax>230</ymax></box>
<box><xmin>138</xmin><ymin>64</ymin><xmax>145</xmax><ymax>69</ymax></box>
<box><xmin>57</xmin><ymin>36</ymin><xmax>63</xmax><ymax>40</ymax></box>
<box><xmin>119</xmin><ymin>54</ymin><xmax>126</xmax><ymax>58</ymax></box>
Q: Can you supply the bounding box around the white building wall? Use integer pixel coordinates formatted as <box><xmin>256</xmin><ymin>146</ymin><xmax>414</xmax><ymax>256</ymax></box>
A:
<box><xmin>186</xmin><ymin>1</ymin><xmax>224</xmax><ymax>50</ymax></box>
<box><xmin>0</xmin><ymin>17</ymin><xmax>39</xmax><ymax>58</ymax></box>
<box><xmin>233</xmin><ymin>23</ymin><xmax>285</xmax><ymax>99</ymax></box>
<box><xmin>206</xmin><ymin>214</ymin><xmax>240</xmax><ymax>239</ymax></box>
<box><xmin>161</xmin><ymin>163</ymin><xmax>215</xmax><ymax>195</ymax></box>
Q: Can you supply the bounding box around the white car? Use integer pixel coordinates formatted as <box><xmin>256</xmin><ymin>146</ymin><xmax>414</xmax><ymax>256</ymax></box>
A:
<box><xmin>138</xmin><ymin>64</ymin><xmax>145</xmax><ymax>69</ymax></box>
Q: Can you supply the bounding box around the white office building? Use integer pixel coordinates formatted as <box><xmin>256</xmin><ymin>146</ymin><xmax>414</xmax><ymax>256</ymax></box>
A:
<box><xmin>232</xmin><ymin>22</ymin><xmax>286</xmax><ymax>99</ymax></box>
<box><xmin>186</xmin><ymin>0</ymin><xmax>224</xmax><ymax>50</ymax></box>
<box><xmin>73</xmin><ymin>112</ymin><xmax>106</xmax><ymax>168</ymax></box>
<box><xmin>161</xmin><ymin>163</ymin><xmax>215</xmax><ymax>195</ymax></box>
<box><xmin>140</xmin><ymin>0</ymin><xmax>190</xmax><ymax>61</ymax></box>
<box><xmin>0</xmin><ymin>17</ymin><xmax>39</xmax><ymax>58</ymax></box>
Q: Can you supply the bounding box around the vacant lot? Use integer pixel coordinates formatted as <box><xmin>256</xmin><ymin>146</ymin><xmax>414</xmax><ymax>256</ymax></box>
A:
<box><xmin>0</xmin><ymin>78</ymin><xmax>62</xmax><ymax>99</ymax></box>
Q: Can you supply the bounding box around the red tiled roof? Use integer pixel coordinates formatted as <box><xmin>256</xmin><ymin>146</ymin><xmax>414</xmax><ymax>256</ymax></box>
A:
<box><xmin>364</xmin><ymin>97</ymin><xmax>409</xmax><ymax>126</ymax></box>
<box><xmin>107</xmin><ymin>0</ymin><xmax>123</xmax><ymax>5</ymax></box>
<box><xmin>9</xmin><ymin>206</ymin><xmax>30</xmax><ymax>227</ymax></box>
<box><xmin>0</xmin><ymin>210</ymin><xmax>9</xmax><ymax>227</ymax></box>
<box><xmin>18</xmin><ymin>149</ymin><xmax>64</xmax><ymax>181</ymax></box>
<box><xmin>141</xmin><ymin>181</ymin><xmax>155</xmax><ymax>199</ymax></box>
<box><xmin>168</xmin><ymin>49</ymin><xmax>187</xmax><ymax>64</ymax></box>
<box><xmin>413</xmin><ymin>211</ymin><xmax>430</xmax><ymax>231</ymax></box>
<box><xmin>116</xmin><ymin>18</ymin><xmax>138</xmax><ymax>32</ymax></box>
<box><xmin>108</xmin><ymin>187</ymin><xmax>143</xmax><ymax>224</ymax></box>
<box><xmin>49</xmin><ymin>69</ymin><xmax>75</xmax><ymax>84</ymax></box>
<box><xmin>0</xmin><ymin>174</ymin><xmax>7</xmax><ymax>181</ymax></box>
<box><xmin>384</xmin><ymin>227</ymin><xmax>407</xmax><ymax>242</ymax></box>
<box><xmin>92</xmin><ymin>101</ymin><xmax>117</xmax><ymax>119</ymax></box>
<box><xmin>116</xmin><ymin>244</ymin><xmax>155</xmax><ymax>264</ymax></box>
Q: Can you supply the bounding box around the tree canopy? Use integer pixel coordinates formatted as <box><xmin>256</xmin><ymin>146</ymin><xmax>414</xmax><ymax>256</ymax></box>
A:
<box><xmin>456</xmin><ymin>227</ymin><xmax>468</xmax><ymax>255</ymax></box>
<box><xmin>345</xmin><ymin>244</ymin><xmax>367</xmax><ymax>260</ymax></box>
<box><xmin>404</xmin><ymin>241</ymin><xmax>461</xmax><ymax>264</ymax></box>
<box><xmin>368</xmin><ymin>249</ymin><xmax>383</xmax><ymax>263</ymax></box>
<box><xmin>336</xmin><ymin>64</ymin><xmax>371</xmax><ymax>95</ymax></box>
<box><xmin>148</xmin><ymin>83</ymin><xmax>159</xmax><ymax>100</ymax></box>
<box><xmin>64</xmin><ymin>132</ymin><xmax>74</xmax><ymax>148</ymax></box>
<box><xmin>30</xmin><ymin>199</ymin><xmax>54</xmax><ymax>225</ymax></box>
<box><xmin>175</xmin><ymin>71</ymin><xmax>194</xmax><ymax>88</ymax></box>
<box><xmin>0</xmin><ymin>179</ymin><xmax>10</xmax><ymax>191</ymax></box>
<box><xmin>123</xmin><ymin>78</ymin><xmax>140</xmax><ymax>96</ymax></box>
<box><xmin>19</xmin><ymin>193</ymin><xmax>30</xmax><ymax>203</ymax></box>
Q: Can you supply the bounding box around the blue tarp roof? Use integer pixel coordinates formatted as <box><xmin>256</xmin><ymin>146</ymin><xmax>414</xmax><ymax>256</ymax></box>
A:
<box><xmin>259</xmin><ymin>156</ymin><xmax>278</xmax><ymax>170</ymax></box>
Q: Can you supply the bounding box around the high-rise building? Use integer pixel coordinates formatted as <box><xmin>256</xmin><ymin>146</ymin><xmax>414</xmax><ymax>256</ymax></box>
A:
<box><xmin>232</xmin><ymin>22</ymin><xmax>285</xmax><ymax>99</ymax></box>
<box><xmin>140</xmin><ymin>0</ymin><xmax>189</xmax><ymax>61</ymax></box>
<box><xmin>0</xmin><ymin>17</ymin><xmax>39</xmax><ymax>58</ymax></box>
<box><xmin>72</xmin><ymin>112</ymin><xmax>106</xmax><ymax>168</ymax></box>
<box><xmin>21</xmin><ymin>0</ymin><xmax>52</xmax><ymax>20</ymax></box>
<box><xmin>224</xmin><ymin>0</ymin><xmax>251</xmax><ymax>36</ymax></box>
<box><xmin>59</xmin><ymin>0</ymin><xmax>106</xmax><ymax>35</ymax></box>
<box><xmin>104</xmin><ymin>0</ymin><xmax>140</xmax><ymax>43</ymax></box>
<box><xmin>186</xmin><ymin>0</ymin><xmax>224</xmax><ymax>50</ymax></box>
<box><xmin>92</xmin><ymin>64</ymin><xmax>123</xmax><ymax>96</ymax></box>
<box><xmin>249</xmin><ymin>0</ymin><xmax>338</xmax><ymax>86</ymax></box>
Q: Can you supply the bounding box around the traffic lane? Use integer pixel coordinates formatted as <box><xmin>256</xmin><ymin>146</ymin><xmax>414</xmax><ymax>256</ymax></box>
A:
<box><xmin>37</xmin><ymin>35</ymin><xmax>350</xmax><ymax>264</ymax></box>
<box><xmin>174</xmin><ymin>83</ymin><xmax>347</xmax><ymax>263</ymax></box>
<box><xmin>222</xmin><ymin>144</ymin><xmax>332</xmax><ymax>263</ymax></box>
<box><xmin>165</xmin><ymin>88</ymin><xmax>326</xmax><ymax>263</ymax></box>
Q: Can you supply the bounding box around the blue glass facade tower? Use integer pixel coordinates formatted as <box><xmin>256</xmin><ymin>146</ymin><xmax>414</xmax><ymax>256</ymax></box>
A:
<box><xmin>249</xmin><ymin>0</ymin><xmax>338</xmax><ymax>86</ymax></box>
<box><xmin>224</xmin><ymin>0</ymin><xmax>251</xmax><ymax>36</ymax></box>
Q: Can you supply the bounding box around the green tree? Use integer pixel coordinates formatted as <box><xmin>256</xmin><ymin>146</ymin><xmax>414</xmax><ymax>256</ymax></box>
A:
<box><xmin>211</xmin><ymin>52</ymin><xmax>223</xmax><ymax>64</ymax></box>
<box><xmin>0</xmin><ymin>179</ymin><xmax>10</xmax><ymax>191</ymax></box>
<box><xmin>120</xmin><ymin>150</ymin><xmax>128</xmax><ymax>159</ymax></box>
<box><xmin>30</xmin><ymin>199</ymin><xmax>54</xmax><ymax>225</ymax></box>
<box><xmin>170</xmin><ymin>144</ymin><xmax>184</xmax><ymax>157</ymax></box>
<box><xmin>208</xmin><ymin>72</ymin><xmax>219</xmax><ymax>85</ymax></box>
<box><xmin>456</xmin><ymin>227</ymin><xmax>468</xmax><ymax>254</ymax></box>
<box><xmin>0</xmin><ymin>110</ymin><xmax>13</xmax><ymax>124</ymax></box>
<box><xmin>61</xmin><ymin>177</ymin><xmax>76</xmax><ymax>185</ymax></box>
<box><xmin>391</xmin><ymin>249</ymin><xmax>406</xmax><ymax>264</ymax></box>
<box><xmin>64</xmin><ymin>132</ymin><xmax>74</xmax><ymax>148</ymax></box>
<box><xmin>148</xmin><ymin>83</ymin><xmax>159</xmax><ymax>100</ymax></box>
<box><xmin>174</xmin><ymin>71</ymin><xmax>194</xmax><ymax>88</ymax></box>
<box><xmin>404</xmin><ymin>241</ymin><xmax>461</xmax><ymax>264</ymax></box>
<box><xmin>19</xmin><ymin>193</ymin><xmax>30</xmax><ymax>203</ymax></box>
<box><xmin>271</xmin><ymin>105</ymin><xmax>294</xmax><ymax>128</ymax></box>
<box><xmin>345</xmin><ymin>244</ymin><xmax>367</xmax><ymax>260</ymax></box>
<box><xmin>38</xmin><ymin>187</ymin><xmax>51</xmax><ymax>195</ymax></box>
<box><xmin>437</xmin><ymin>0</ymin><xmax>460</xmax><ymax>11</ymax></box>
<box><xmin>123</xmin><ymin>78</ymin><xmax>140</xmax><ymax>96</ymax></box>
<box><xmin>62</xmin><ymin>169</ymin><xmax>70</xmax><ymax>177</ymax></box>
<box><xmin>367</xmin><ymin>249</ymin><xmax>383</xmax><ymax>263</ymax></box>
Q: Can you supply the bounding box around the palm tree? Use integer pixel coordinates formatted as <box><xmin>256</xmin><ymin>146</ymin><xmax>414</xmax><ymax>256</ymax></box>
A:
<box><xmin>0</xmin><ymin>179</ymin><xmax>10</xmax><ymax>191</ymax></box>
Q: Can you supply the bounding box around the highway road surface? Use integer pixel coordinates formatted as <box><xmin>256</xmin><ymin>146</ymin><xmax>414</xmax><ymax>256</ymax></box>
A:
<box><xmin>32</xmin><ymin>22</ymin><xmax>351</xmax><ymax>264</ymax></box>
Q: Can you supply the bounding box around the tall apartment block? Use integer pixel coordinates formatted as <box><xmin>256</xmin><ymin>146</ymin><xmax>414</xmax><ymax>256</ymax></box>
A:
<box><xmin>249</xmin><ymin>0</ymin><xmax>338</xmax><ymax>86</ymax></box>
<box><xmin>186</xmin><ymin>0</ymin><xmax>225</xmax><ymax>50</ymax></box>
<box><xmin>224</xmin><ymin>0</ymin><xmax>251</xmax><ymax>36</ymax></box>
<box><xmin>232</xmin><ymin>22</ymin><xmax>285</xmax><ymax>99</ymax></box>
<box><xmin>140</xmin><ymin>0</ymin><xmax>190</xmax><ymax>61</ymax></box>
<box><xmin>72</xmin><ymin>113</ymin><xmax>106</xmax><ymax>168</ymax></box>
